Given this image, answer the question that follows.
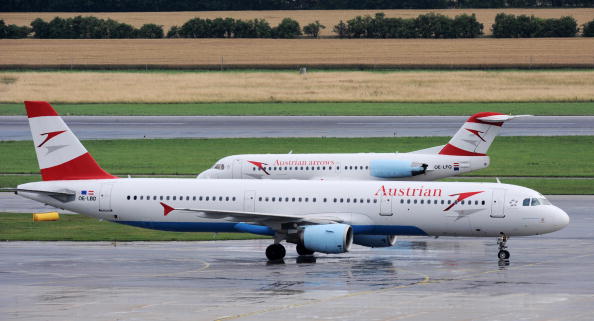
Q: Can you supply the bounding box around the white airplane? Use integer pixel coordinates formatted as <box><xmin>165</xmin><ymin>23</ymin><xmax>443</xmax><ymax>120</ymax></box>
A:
<box><xmin>198</xmin><ymin>112</ymin><xmax>526</xmax><ymax>181</ymax></box>
<box><xmin>10</xmin><ymin>102</ymin><xmax>569</xmax><ymax>261</ymax></box>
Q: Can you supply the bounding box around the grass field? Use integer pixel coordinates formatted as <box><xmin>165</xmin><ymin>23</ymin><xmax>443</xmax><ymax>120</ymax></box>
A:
<box><xmin>1</xmin><ymin>136</ymin><xmax>592</xmax><ymax>178</ymax></box>
<box><xmin>2</xmin><ymin>70</ymin><xmax>594</xmax><ymax>103</ymax></box>
<box><xmin>2</xmin><ymin>9</ymin><xmax>593</xmax><ymax>37</ymax></box>
<box><xmin>2</xmin><ymin>101</ymin><xmax>593</xmax><ymax>116</ymax></box>
<box><xmin>0</xmin><ymin>213</ymin><xmax>269</xmax><ymax>241</ymax></box>
<box><xmin>1</xmin><ymin>38</ymin><xmax>593</xmax><ymax>70</ymax></box>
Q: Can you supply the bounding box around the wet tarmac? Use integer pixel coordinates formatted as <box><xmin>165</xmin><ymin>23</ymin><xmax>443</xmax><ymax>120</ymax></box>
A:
<box><xmin>2</xmin><ymin>115</ymin><xmax>594</xmax><ymax>140</ymax></box>
<box><xmin>1</xmin><ymin>195</ymin><xmax>593</xmax><ymax>321</ymax></box>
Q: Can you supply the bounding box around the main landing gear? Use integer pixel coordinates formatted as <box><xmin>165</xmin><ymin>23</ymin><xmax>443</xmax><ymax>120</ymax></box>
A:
<box><xmin>497</xmin><ymin>233</ymin><xmax>510</xmax><ymax>260</ymax></box>
<box><xmin>265</xmin><ymin>243</ymin><xmax>316</xmax><ymax>261</ymax></box>
<box><xmin>265</xmin><ymin>243</ymin><xmax>286</xmax><ymax>261</ymax></box>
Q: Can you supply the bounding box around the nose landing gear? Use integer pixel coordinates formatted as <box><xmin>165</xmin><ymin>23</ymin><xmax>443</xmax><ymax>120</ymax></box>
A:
<box><xmin>497</xmin><ymin>233</ymin><xmax>510</xmax><ymax>260</ymax></box>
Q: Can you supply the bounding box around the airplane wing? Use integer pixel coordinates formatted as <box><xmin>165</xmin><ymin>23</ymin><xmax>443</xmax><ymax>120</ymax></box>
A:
<box><xmin>160</xmin><ymin>202</ymin><xmax>345</xmax><ymax>225</ymax></box>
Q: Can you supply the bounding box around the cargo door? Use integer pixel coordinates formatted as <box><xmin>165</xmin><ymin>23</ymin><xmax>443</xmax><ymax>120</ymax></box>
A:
<box><xmin>244</xmin><ymin>190</ymin><xmax>256</xmax><ymax>212</ymax></box>
<box><xmin>490</xmin><ymin>189</ymin><xmax>505</xmax><ymax>218</ymax></box>
<box><xmin>99</xmin><ymin>183</ymin><xmax>114</xmax><ymax>212</ymax></box>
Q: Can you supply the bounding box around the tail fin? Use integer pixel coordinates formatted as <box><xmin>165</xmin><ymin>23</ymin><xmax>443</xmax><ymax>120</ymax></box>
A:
<box><xmin>25</xmin><ymin>101</ymin><xmax>117</xmax><ymax>181</ymax></box>
<box><xmin>439</xmin><ymin>112</ymin><xmax>527</xmax><ymax>156</ymax></box>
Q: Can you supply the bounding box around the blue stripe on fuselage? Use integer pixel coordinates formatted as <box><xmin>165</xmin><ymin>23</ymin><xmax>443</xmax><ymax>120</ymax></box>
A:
<box><xmin>116</xmin><ymin>221</ymin><xmax>428</xmax><ymax>236</ymax></box>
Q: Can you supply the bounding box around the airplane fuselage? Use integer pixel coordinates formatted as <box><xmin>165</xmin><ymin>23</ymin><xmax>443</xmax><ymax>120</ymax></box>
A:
<box><xmin>198</xmin><ymin>153</ymin><xmax>490</xmax><ymax>181</ymax></box>
<box><xmin>18</xmin><ymin>178</ymin><xmax>567</xmax><ymax>238</ymax></box>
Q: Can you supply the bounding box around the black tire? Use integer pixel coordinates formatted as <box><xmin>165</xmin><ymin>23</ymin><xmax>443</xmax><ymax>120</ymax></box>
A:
<box><xmin>266</xmin><ymin>243</ymin><xmax>286</xmax><ymax>261</ymax></box>
<box><xmin>498</xmin><ymin>250</ymin><xmax>510</xmax><ymax>260</ymax></box>
<box><xmin>296</xmin><ymin>243</ymin><xmax>315</xmax><ymax>256</ymax></box>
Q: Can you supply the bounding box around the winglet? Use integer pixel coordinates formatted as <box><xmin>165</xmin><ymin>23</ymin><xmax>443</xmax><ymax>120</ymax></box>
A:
<box><xmin>160</xmin><ymin>202</ymin><xmax>175</xmax><ymax>216</ymax></box>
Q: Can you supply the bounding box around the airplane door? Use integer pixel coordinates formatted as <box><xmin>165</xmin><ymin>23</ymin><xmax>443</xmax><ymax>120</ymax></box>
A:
<box><xmin>244</xmin><ymin>190</ymin><xmax>255</xmax><ymax>212</ymax></box>
<box><xmin>99</xmin><ymin>183</ymin><xmax>114</xmax><ymax>212</ymax></box>
<box><xmin>490</xmin><ymin>189</ymin><xmax>505</xmax><ymax>218</ymax></box>
<box><xmin>379</xmin><ymin>195</ymin><xmax>393</xmax><ymax>216</ymax></box>
<box><xmin>232</xmin><ymin>159</ymin><xmax>242</xmax><ymax>178</ymax></box>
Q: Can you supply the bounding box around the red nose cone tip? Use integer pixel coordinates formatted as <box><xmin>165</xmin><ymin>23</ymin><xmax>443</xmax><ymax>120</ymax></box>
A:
<box><xmin>24</xmin><ymin>101</ymin><xmax>59</xmax><ymax>118</ymax></box>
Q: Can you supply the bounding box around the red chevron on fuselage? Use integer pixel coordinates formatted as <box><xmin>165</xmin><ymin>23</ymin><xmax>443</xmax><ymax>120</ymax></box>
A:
<box><xmin>443</xmin><ymin>191</ymin><xmax>484</xmax><ymax>211</ymax></box>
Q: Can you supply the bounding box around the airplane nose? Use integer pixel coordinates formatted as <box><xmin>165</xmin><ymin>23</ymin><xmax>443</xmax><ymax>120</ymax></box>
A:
<box><xmin>551</xmin><ymin>206</ymin><xmax>570</xmax><ymax>230</ymax></box>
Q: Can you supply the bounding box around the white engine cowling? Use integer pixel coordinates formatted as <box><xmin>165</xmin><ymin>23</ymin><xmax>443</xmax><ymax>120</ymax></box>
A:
<box><xmin>353</xmin><ymin>235</ymin><xmax>397</xmax><ymax>248</ymax></box>
<box><xmin>302</xmin><ymin>224</ymin><xmax>353</xmax><ymax>254</ymax></box>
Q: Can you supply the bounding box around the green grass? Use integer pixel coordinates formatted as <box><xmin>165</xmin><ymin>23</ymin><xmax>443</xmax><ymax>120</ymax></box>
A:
<box><xmin>0</xmin><ymin>213</ymin><xmax>269</xmax><ymax>241</ymax></box>
<box><xmin>1</xmin><ymin>102</ymin><xmax>593</xmax><ymax>116</ymax></box>
<box><xmin>1</xmin><ymin>136</ymin><xmax>592</xmax><ymax>178</ymax></box>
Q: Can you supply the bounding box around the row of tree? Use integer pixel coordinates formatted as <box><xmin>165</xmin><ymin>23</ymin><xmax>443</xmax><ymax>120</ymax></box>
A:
<box><xmin>28</xmin><ymin>17</ymin><xmax>165</xmax><ymax>39</ymax></box>
<box><xmin>2</xmin><ymin>15</ymin><xmax>594</xmax><ymax>39</ymax></box>
<box><xmin>492</xmin><ymin>13</ymin><xmax>579</xmax><ymax>37</ymax></box>
<box><xmin>334</xmin><ymin>13</ymin><xmax>484</xmax><ymax>38</ymax></box>
<box><xmin>1</xmin><ymin>0</ymin><xmax>593</xmax><ymax>11</ymax></box>
<box><xmin>167</xmin><ymin>17</ymin><xmax>312</xmax><ymax>38</ymax></box>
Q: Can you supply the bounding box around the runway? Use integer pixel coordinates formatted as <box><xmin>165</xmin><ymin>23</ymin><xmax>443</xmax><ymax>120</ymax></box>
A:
<box><xmin>2</xmin><ymin>115</ymin><xmax>594</xmax><ymax>140</ymax></box>
<box><xmin>1</xmin><ymin>195</ymin><xmax>593</xmax><ymax>320</ymax></box>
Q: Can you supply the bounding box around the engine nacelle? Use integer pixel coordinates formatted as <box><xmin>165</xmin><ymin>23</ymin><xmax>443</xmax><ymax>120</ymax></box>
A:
<box><xmin>370</xmin><ymin>159</ymin><xmax>427</xmax><ymax>178</ymax></box>
<box><xmin>301</xmin><ymin>224</ymin><xmax>353</xmax><ymax>254</ymax></box>
<box><xmin>353</xmin><ymin>235</ymin><xmax>397</xmax><ymax>248</ymax></box>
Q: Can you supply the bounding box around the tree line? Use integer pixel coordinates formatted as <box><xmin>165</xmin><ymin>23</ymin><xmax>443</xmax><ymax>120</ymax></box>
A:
<box><xmin>2</xmin><ymin>14</ymin><xmax>593</xmax><ymax>39</ymax></box>
<box><xmin>1</xmin><ymin>0</ymin><xmax>593</xmax><ymax>11</ymax></box>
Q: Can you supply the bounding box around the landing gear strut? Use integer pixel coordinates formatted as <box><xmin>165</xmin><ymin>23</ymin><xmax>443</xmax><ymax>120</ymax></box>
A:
<box><xmin>266</xmin><ymin>243</ymin><xmax>286</xmax><ymax>261</ymax></box>
<box><xmin>497</xmin><ymin>233</ymin><xmax>510</xmax><ymax>260</ymax></box>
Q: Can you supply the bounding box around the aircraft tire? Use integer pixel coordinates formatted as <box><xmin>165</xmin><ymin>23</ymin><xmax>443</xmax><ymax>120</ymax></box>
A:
<box><xmin>498</xmin><ymin>250</ymin><xmax>510</xmax><ymax>260</ymax></box>
<box><xmin>266</xmin><ymin>243</ymin><xmax>286</xmax><ymax>261</ymax></box>
<box><xmin>296</xmin><ymin>243</ymin><xmax>315</xmax><ymax>256</ymax></box>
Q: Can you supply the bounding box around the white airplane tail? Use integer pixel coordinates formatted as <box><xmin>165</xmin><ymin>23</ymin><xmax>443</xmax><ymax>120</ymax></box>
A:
<box><xmin>439</xmin><ymin>112</ymin><xmax>525</xmax><ymax>156</ymax></box>
<box><xmin>25</xmin><ymin>101</ymin><xmax>117</xmax><ymax>181</ymax></box>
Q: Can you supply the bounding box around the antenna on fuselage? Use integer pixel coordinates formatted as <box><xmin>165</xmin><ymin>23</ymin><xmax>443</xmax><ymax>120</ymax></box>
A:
<box><xmin>288</xmin><ymin>150</ymin><xmax>293</xmax><ymax>154</ymax></box>
<box><xmin>496</xmin><ymin>177</ymin><xmax>501</xmax><ymax>184</ymax></box>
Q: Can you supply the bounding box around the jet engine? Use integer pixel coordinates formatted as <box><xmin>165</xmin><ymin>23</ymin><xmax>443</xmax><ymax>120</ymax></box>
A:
<box><xmin>370</xmin><ymin>159</ymin><xmax>427</xmax><ymax>178</ymax></box>
<box><xmin>301</xmin><ymin>224</ymin><xmax>353</xmax><ymax>254</ymax></box>
<box><xmin>353</xmin><ymin>235</ymin><xmax>397</xmax><ymax>248</ymax></box>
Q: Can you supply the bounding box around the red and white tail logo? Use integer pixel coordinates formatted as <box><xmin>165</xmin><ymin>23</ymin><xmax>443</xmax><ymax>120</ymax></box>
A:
<box><xmin>439</xmin><ymin>112</ymin><xmax>526</xmax><ymax>156</ymax></box>
<box><xmin>25</xmin><ymin>101</ymin><xmax>117</xmax><ymax>181</ymax></box>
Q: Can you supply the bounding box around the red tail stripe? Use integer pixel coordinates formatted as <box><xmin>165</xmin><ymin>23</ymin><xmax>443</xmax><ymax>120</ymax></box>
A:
<box><xmin>438</xmin><ymin>144</ymin><xmax>487</xmax><ymax>156</ymax></box>
<box><xmin>465</xmin><ymin>112</ymin><xmax>505</xmax><ymax>127</ymax></box>
<box><xmin>25</xmin><ymin>101</ymin><xmax>59</xmax><ymax>118</ymax></box>
<box><xmin>40</xmin><ymin>153</ymin><xmax>118</xmax><ymax>181</ymax></box>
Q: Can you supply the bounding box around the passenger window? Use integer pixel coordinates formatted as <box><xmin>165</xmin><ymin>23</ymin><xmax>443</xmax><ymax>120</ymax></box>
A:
<box><xmin>206</xmin><ymin>196</ymin><xmax>209</xmax><ymax>201</ymax></box>
<box><xmin>305</xmin><ymin>197</ymin><xmax>309</xmax><ymax>202</ymax></box>
<box><xmin>346</xmin><ymin>198</ymin><xmax>350</xmax><ymax>203</ymax></box>
<box><xmin>407</xmin><ymin>199</ymin><xmax>411</xmax><ymax>204</ymax></box>
<box><xmin>272</xmin><ymin>197</ymin><xmax>275</xmax><ymax>202</ymax></box>
<box><xmin>299</xmin><ymin>197</ymin><xmax>302</xmax><ymax>202</ymax></box>
<box><xmin>420</xmin><ymin>199</ymin><xmax>424</xmax><ymax>204</ymax></box>
<box><xmin>199</xmin><ymin>196</ymin><xmax>203</xmax><ymax>201</ymax></box>
<box><xmin>323</xmin><ymin>198</ymin><xmax>327</xmax><ymax>202</ymax></box>
<box><xmin>313</xmin><ymin>198</ymin><xmax>316</xmax><ymax>203</ymax></box>
<box><xmin>233</xmin><ymin>197</ymin><xmax>236</xmax><ymax>201</ymax></box>
<box><xmin>166</xmin><ymin>196</ymin><xmax>170</xmax><ymax>200</ymax></box>
<box><xmin>373</xmin><ymin>199</ymin><xmax>377</xmax><ymax>203</ymax></box>
<box><xmin>127</xmin><ymin>196</ymin><xmax>130</xmax><ymax>200</ymax></box>
<box><xmin>172</xmin><ymin>196</ymin><xmax>176</xmax><ymax>200</ymax></box>
<box><xmin>140</xmin><ymin>196</ymin><xmax>143</xmax><ymax>200</ymax></box>
<box><xmin>400</xmin><ymin>199</ymin><xmax>404</xmax><ymax>204</ymax></box>
<box><xmin>523</xmin><ymin>198</ymin><xmax>530</xmax><ymax>206</ymax></box>
<box><xmin>414</xmin><ymin>199</ymin><xmax>417</xmax><ymax>204</ymax></box>
<box><xmin>481</xmin><ymin>200</ymin><xmax>485</xmax><ymax>205</ymax></box>
<box><xmin>278</xmin><ymin>197</ymin><xmax>282</xmax><ymax>202</ymax></box>
<box><xmin>285</xmin><ymin>197</ymin><xmax>289</xmax><ymax>202</ymax></box>
<box><xmin>340</xmin><ymin>198</ymin><xmax>344</xmax><ymax>203</ymax></box>
<box><xmin>265</xmin><ymin>197</ymin><xmax>269</xmax><ymax>202</ymax></box>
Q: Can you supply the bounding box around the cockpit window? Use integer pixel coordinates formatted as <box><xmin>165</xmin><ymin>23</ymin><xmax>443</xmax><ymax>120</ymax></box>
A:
<box><xmin>524</xmin><ymin>197</ymin><xmax>551</xmax><ymax>206</ymax></box>
<box><xmin>213</xmin><ymin>163</ymin><xmax>224</xmax><ymax>170</ymax></box>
